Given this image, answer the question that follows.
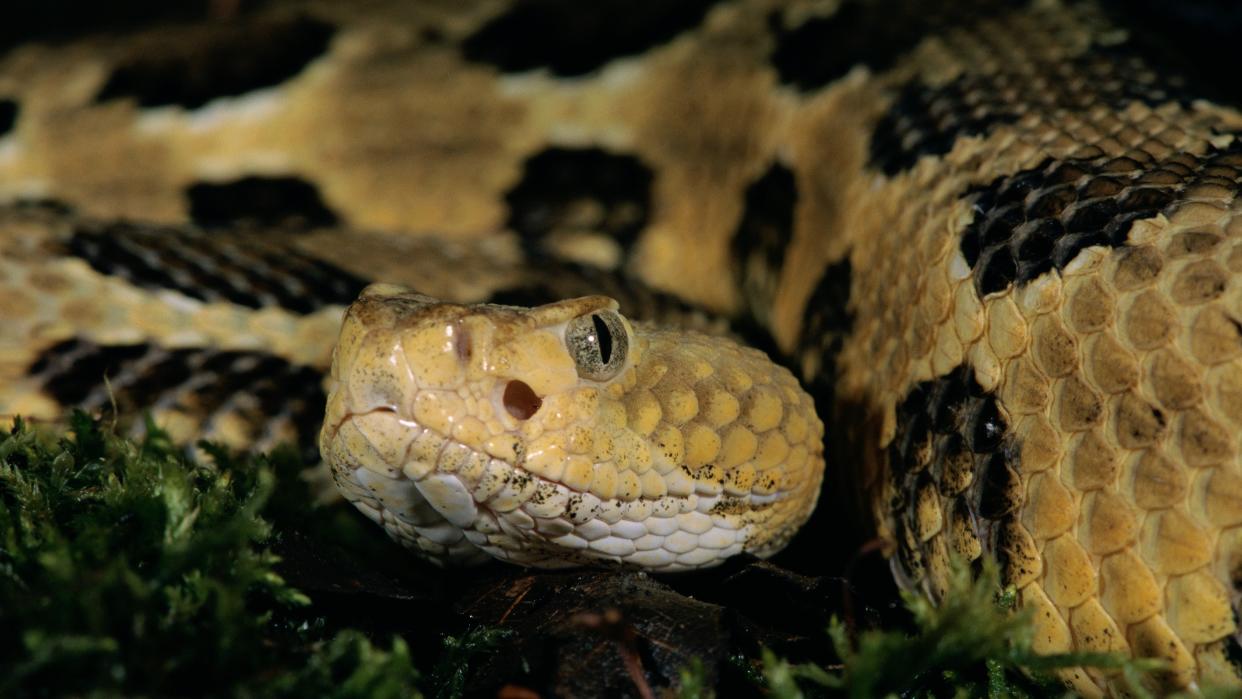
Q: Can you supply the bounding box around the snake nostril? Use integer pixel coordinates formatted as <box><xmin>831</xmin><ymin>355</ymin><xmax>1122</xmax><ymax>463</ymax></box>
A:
<box><xmin>503</xmin><ymin>380</ymin><xmax>541</xmax><ymax>420</ymax></box>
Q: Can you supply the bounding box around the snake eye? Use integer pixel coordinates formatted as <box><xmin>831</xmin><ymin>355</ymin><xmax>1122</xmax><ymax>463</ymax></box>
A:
<box><xmin>565</xmin><ymin>310</ymin><xmax>628</xmax><ymax>381</ymax></box>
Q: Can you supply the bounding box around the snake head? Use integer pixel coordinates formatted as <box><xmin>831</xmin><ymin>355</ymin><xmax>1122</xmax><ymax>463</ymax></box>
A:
<box><xmin>321</xmin><ymin>283</ymin><xmax>824</xmax><ymax>570</ymax></box>
<box><xmin>327</xmin><ymin>282</ymin><xmax>633</xmax><ymax>420</ymax></box>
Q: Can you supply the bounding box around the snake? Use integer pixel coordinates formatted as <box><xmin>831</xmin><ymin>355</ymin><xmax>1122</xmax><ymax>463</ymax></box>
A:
<box><xmin>2</xmin><ymin>0</ymin><xmax>1242</xmax><ymax>694</ymax></box>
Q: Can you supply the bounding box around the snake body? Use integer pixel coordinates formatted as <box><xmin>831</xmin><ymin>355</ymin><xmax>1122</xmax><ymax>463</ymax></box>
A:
<box><xmin>2</xmin><ymin>0</ymin><xmax>1242</xmax><ymax>693</ymax></box>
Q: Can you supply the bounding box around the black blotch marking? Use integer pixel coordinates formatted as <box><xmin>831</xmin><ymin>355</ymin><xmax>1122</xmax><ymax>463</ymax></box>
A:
<box><xmin>186</xmin><ymin>176</ymin><xmax>339</xmax><ymax>228</ymax></box>
<box><xmin>796</xmin><ymin>257</ymin><xmax>853</xmax><ymax>398</ymax></box>
<box><xmin>0</xmin><ymin>1</ymin><xmax>278</xmax><ymax>56</ymax></box>
<box><xmin>991</xmin><ymin>517</ymin><xmax>1037</xmax><ymax>586</ymax></box>
<box><xmin>486</xmin><ymin>260</ymin><xmax>725</xmax><ymax>343</ymax></box>
<box><xmin>886</xmin><ymin>364</ymin><xmax>1019</xmax><ymax>585</ymax></box>
<box><xmin>791</xmin><ymin>256</ymin><xmax>855</xmax><ymax>518</ymax></box>
<box><xmin>8</xmin><ymin>199</ymin><xmax>76</xmax><ymax>216</ymax></box>
<box><xmin>1082</xmin><ymin>42</ymin><xmax>1199</xmax><ymax>109</ymax></box>
<box><xmin>94</xmin><ymin>16</ymin><xmax>334</xmax><ymax>109</ymax></box>
<box><xmin>869</xmin><ymin>39</ymin><xmax>1202</xmax><ymax>176</ymax></box>
<box><xmin>961</xmin><ymin>140</ymin><xmax>1242</xmax><ymax>297</ymax></box>
<box><xmin>731</xmin><ymin>162</ymin><xmax>797</xmax><ymax>324</ymax></box>
<box><xmin>0</xmin><ymin>99</ymin><xmax>17</xmax><ymax>137</ymax></box>
<box><xmin>970</xmin><ymin>400</ymin><xmax>1006</xmax><ymax>453</ymax></box>
<box><xmin>1227</xmin><ymin>611</ymin><xmax>1242</xmax><ymax>678</ymax></box>
<box><xmin>976</xmin><ymin>454</ymin><xmax>1021</xmax><ymax>519</ymax></box>
<box><xmin>869</xmin><ymin>77</ymin><xmax>1022</xmax><ymax>175</ymax></box>
<box><xmin>504</xmin><ymin>147</ymin><xmax>652</xmax><ymax>257</ymax></box>
<box><xmin>489</xmin><ymin>261</ymin><xmax>626</xmax><ymax>308</ymax></box>
<box><xmin>769</xmin><ymin>0</ymin><xmax>1023</xmax><ymax>92</ymax></box>
<box><xmin>31</xmin><ymin>338</ymin><xmax>325</xmax><ymax>460</ymax></box>
<box><xmin>36</xmin><ymin>340</ymin><xmax>148</xmax><ymax>405</ymax></box>
<box><xmin>893</xmin><ymin>517</ymin><xmax>925</xmax><ymax>585</ymax></box>
<box><xmin>67</xmin><ymin>221</ymin><xmax>367</xmax><ymax>314</ymax></box>
<box><xmin>462</xmin><ymin>0</ymin><xmax>720</xmax><ymax>76</ymax></box>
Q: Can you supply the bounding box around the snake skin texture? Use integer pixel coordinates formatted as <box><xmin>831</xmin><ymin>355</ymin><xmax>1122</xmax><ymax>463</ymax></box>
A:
<box><xmin>2</xmin><ymin>0</ymin><xmax>1242</xmax><ymax>694</ymax></box>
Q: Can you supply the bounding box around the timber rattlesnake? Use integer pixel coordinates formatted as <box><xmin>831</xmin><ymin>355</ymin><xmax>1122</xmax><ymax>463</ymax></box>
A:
<box><xmin>2</xmin><ymin>1</ymin><xmax>1242</xmax><ymax>694</ymax></box>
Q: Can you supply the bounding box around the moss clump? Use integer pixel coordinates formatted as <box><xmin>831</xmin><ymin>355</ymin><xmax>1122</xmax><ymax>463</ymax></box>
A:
<box><xmin>0</xmin><ymin>414</ymin><xmax>421</xmax><ymax>698</ymax></box>
<box><xmin>7</xmin><ymin>414</ymin><xmax>1234</xmax><ymax>698</ymax></box>
<box><xmin>758</xmin><ymin>558</ymin><xmax>1169</xmax><ymax>699</ymax></box>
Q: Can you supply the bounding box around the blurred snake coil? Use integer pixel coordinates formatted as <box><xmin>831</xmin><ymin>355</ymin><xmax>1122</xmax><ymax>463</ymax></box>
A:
<box><xmin>2</xmin><ymin>0</ymin><xmax>1242</xmax><ymax>694</ymax></box>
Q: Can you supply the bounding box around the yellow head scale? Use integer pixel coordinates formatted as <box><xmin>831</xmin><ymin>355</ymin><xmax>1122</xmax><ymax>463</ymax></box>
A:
<box><xmin>320</xmin><ymin>283</ymin><xmax>825</xmax><ymax>570</ymax></box>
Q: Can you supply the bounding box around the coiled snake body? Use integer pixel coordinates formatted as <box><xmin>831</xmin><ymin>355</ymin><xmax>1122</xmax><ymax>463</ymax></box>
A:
<box><xmin>2</xmin><ymin>0</ymin><xmax>1242</xmax><ymax>693</ymax></box>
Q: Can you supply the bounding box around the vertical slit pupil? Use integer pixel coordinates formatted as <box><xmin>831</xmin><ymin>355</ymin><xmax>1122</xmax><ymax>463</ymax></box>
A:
<box><xmin>592</xmin><ymin>314</ymin><xmax>612</xmax><ymax>364</ymax></box>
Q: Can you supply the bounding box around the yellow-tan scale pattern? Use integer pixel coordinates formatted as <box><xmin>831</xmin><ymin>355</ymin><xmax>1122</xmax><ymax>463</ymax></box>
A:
<box><xmin>0</xmin><ymin>211</ymin><xmax>344</xmax><ymax>447</ymax></box>
<box><xmin>321</xmin><ymin>285</ymin><xmax>824</xmax><ymax>569</ymax></box>
<box><xmin>0</xmin><ymin>0</ymin><xmax>796</xmax><ymax>314</ymax></box>
<box><xmin>764</xmin><ymin>5</ymin><xmax>1242</xmax><ymax>696</ymax></box>
<box><xmin>0</xmin><ymin>208</ymin><xmax>527</xmax><ymax>448</ymax></box>
<box><xmin>2</xmin><ymin>0</ymin><xmax>1242</xmax><ymax>693</ymax></box>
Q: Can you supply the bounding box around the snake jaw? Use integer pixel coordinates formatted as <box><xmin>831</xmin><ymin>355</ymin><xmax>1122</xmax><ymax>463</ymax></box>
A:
<box><xmin>322</xmin><ymin>283</ymin><xmax>826</xmax><ymax>570</ymax></box>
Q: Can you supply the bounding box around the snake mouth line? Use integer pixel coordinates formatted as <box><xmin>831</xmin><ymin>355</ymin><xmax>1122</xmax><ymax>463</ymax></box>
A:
<box><xmin>328</xmin><ymin>405</ymin><xmax>784</xmax><ymax>570</ymax></box>
<box><xmin>331</xmin><ymin>404</ymin><xmax>783</xmax><ymax>503</ymax></box>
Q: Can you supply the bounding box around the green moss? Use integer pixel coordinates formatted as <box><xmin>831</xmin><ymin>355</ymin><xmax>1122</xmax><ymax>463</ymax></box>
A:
<box><xmin>0</xmin><ymin>414</ymin><xmax>421</xmax><ymax>698</ymax></box>
<box><xmin>677</xmin><ymin>657</ymin><xmax>713</xmax><ymax>699</ymax></box>
<box><xmin>429</xmin><ymin>627</ymin><xmax>513</xmax><ymax>699</ymax></box>
<box><xmin>755</xmin><ymin>559</ymin><xmax>1167</xmax><ymax>699</ymax></box>
<box><xmin>7</xmin><ymin>415</ymin><xmax>1235</xmax><ymax>698</ymax></box>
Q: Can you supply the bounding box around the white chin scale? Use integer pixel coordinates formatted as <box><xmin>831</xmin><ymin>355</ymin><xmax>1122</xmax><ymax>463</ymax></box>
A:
<box><xmin>332</xmin><ymin>425</ymin><xmax>759</xmax><ymax>571</ymax></box>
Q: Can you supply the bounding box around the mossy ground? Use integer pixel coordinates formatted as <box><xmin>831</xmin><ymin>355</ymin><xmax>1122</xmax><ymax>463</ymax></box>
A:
<box><xmin>0</xmin><ymin>414</ymin><xmax>429</xmax><ymax>697</ymax></box>
<box><xmin>0</xmin><ymin>416</ymin><xmax>1220</xmax><ymax>698</ymax></box>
